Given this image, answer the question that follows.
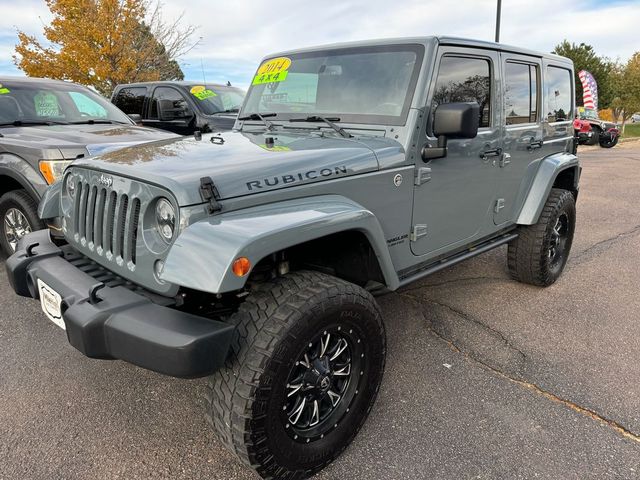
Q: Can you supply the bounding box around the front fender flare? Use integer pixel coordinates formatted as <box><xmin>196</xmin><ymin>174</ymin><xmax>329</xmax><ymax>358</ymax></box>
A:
<box><xmin>38</xmin><ymin>181</ymin><xmax>63</xmax><ymax>219</ymax></box>
<box><xmin>160</xmin><ymin>195</ymin><xmax>399</xmax><ymax>293</ymax></box>
<box><xmin>516</xmin><ymin>152</ymin><xmax>579</xmax><ymax>225</ymax></box>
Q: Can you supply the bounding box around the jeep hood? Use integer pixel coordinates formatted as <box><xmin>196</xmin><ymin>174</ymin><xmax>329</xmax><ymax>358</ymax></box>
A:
<box><xmin>72</xmin><ymin>130</ymin><xmax>403</xmax><ymax>205</ymax></box>
<box><xmin>0</xmin><ymin>123</ymin><xmax>178</xmax><ymax>158</ymax></box>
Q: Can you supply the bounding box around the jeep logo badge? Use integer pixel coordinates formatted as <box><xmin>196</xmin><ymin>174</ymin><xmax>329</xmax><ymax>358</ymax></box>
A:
<box><xmin>98</xmin><ymin>174</ymin><xmax>113</xmax><ymax>188</ymax></box>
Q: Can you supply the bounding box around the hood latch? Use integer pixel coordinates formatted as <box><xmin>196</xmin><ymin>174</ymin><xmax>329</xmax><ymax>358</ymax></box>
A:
<box><xmin>200</xmin><ymin>176</ymin><xmax>222</xmax><ymax>214</ymax></box>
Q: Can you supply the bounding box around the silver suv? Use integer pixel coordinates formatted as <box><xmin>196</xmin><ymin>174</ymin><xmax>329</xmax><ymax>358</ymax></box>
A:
<box><xmin>7</xmin><ymin>37</ymin><xmax>579</xmax><ymax>479</ymax></box>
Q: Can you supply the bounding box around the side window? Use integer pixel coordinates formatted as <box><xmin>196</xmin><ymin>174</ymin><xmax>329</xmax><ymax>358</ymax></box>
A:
<box><xmin>113</xmin><ymin>87</ymin><xmax>146</xmax><ymax>115</ymax></box>
<box><xmin>504</xmin><ymin>62</ymin><xmax>539</xmax><ymax>125</ymax></box>
<box><xmin>432</xmin><ymin>56</ymin><xmax>492</xmax><ymax>128</ymax></box>
<box><xmin>68</xmin><ymin>92</ymin><xmax>108</xmax><ymax>118</ymax></box>
<box><xmin>149</xmin><ymin>87</ymin><xmax>192</xmax><ymax>120</ymax></box>
<box><xmin>545</xmin><ymin>66</ymin><xmax>573</xmax><ymax>122</ymax></box>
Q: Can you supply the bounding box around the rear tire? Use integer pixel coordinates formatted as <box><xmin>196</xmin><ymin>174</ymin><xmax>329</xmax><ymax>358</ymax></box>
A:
<box><xmin>205</xmin><ymin>270</ymin><xmax>386</xmax><ymax>479</ymax></box>
<box><xmin>0</xmin><ymin>190</ymin><xmax>44</xmax><ymax>255</ymax></box>
<box><xmin>508</xmin><ymin>188</ymin><xmax>576</xmax><ymax>287</ymax></box>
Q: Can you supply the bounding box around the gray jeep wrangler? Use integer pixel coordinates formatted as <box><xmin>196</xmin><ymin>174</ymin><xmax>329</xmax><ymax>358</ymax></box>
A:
<box><xmin>6</xmin><ymin>37</ymin><xmax>579</xmax><ymax>479</ymax></box>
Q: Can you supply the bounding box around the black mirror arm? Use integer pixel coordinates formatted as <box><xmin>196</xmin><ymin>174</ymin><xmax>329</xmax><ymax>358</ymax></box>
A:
<box><xmin>421</xmin><ymin>135</ymin><xmax>448</xmax><ymax>161</ymax></box>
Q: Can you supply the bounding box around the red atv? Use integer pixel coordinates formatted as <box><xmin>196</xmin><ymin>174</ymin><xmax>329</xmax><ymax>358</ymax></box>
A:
<box><xmin>574</xmin><ymin>108</ymin><xmax>620</xmax><ymax>148</ymax></box>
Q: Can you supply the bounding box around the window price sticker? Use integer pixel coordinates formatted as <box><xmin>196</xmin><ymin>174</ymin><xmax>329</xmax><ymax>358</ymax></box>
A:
<box><xmin>253</xmin><ymin>57</ymin><xmax>291</xmax><ymax>85</ymax></box>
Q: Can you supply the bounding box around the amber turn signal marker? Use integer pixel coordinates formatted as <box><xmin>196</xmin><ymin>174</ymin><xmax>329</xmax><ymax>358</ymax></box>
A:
<box><xmin>39</xmin><ymin>161</ymin><xmax>56</xmax><ymax>185</ymax></box>
<box><xmin>232</xmin><ymin>257</ymin><xmax>251</xmax><ymax>277</ymax></box>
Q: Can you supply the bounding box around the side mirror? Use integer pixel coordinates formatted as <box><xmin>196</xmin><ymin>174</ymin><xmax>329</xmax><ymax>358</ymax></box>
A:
<box><xmin>159</xmin><ymin>99</ymin><xmax>193</xmax><ymax>122</ymax></box>
<box><xmin>128</xmin><ymin>113</ymin><xmax>142</xmax><ymax>123</ymax></box>
<box><xmin>422</xmin><ymin>102</ymin><xmax>480</xmax><ymax>161</ymax></box>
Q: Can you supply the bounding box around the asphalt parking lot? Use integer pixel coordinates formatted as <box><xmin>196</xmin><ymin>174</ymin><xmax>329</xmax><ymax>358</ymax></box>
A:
<box><xmin>1</xmin><ymin>143</ymin><xmax>639</xmax><ymax>480</ymax></box>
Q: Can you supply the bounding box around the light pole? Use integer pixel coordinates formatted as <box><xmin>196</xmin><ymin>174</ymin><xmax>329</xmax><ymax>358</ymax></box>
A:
<box><xmin>495</xmin><ymin>0</ymin><xmax>502</xmax><ymax>43</ymax></box>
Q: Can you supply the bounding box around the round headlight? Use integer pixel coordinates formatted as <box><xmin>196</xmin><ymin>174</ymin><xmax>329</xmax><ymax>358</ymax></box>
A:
<box><xmin>155</xmin><ymin>198</ymin><xmax>176</xmax><ymax>242</ymax></box>
<box><xmin>66</xmin><ymin>175</ymin><xmax>76</xmax><ymax>198</ymax></box>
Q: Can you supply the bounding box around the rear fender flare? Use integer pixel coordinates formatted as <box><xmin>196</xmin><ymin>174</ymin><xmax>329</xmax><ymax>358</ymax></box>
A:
<box><xmin>516</xmin><ymin>152</ymin><xmax>579</xmax><ymax>225</ymax></box>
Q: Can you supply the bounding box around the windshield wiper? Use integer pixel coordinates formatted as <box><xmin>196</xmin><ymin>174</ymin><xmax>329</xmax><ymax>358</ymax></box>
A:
<box><xmin>212</xmin><ymin>108</ymin><xmax>240</xmax><ymax>115</ymax></box>
<box><xmin>289</xmin><ymin>116</ymin><xmax>352</xmax><ymax>138</ymax></box>
<box><xmin>70</xmin><ymin>119</ymin><xmax>127</xmax><ymax>125</ymax></box>
<box><xmin>237</xmin><ymin>112</ymin><xmax>276</xmax><ymax>130</ymax></box>
<box><xmin>0</xmin><ymin>120</ymin><xmax>70</xmax><ymax>127</ymax></box>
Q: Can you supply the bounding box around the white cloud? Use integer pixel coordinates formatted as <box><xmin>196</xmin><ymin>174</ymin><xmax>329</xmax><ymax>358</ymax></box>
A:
<box><xmin>1</xmin><ymin>0</ymin><xmax>638</xmax><ymax>84</ymax></box>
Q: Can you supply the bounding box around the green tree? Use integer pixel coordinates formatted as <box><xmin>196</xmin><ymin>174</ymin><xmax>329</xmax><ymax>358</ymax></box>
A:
<box><xmin>14</xmin><ymin>0</ymin><xmax>197</xmax><ymax>96</ymax></box>
<box><xmin>552</xmin><ymin>40</ymin><xmax>614</xmax><ymax>109</ymax></box>
<box><xmin>610</xmin><ymin>53</ymin><xmax>640</xmax><ymax>131</ymax></box>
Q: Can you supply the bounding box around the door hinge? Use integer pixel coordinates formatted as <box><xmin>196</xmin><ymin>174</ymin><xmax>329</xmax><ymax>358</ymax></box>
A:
<box><xmin>411</xmin><ymin>224</ymin><xmax>428</xmax><ymax>242</ymax></box>
<box><xmin>200</xmin><ymin>176</ymin><xmax>222</xmax><ymax>214</ymax></box>
<box><xmin>499</xmin><ymin>153</ymin><xmax>511</xmax><ymax>168</ymax></box>
<box><xmin>494</xmin><ymin>198</ymin><xmax>505</xmax><ymax>214</ymax></box>
<box><xmin>414</xmin><ymin>167</ymin><xmax>432</xmax><ymax>186</ymax></box>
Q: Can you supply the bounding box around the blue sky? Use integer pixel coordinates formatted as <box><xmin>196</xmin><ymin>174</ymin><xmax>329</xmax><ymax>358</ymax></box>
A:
<box><xmin>1</xmin><ymin>0</ymin><xmax>639</xmax><ymax>89</ymax></box>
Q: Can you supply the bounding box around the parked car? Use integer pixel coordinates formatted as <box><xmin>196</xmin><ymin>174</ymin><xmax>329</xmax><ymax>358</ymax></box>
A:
<box><xmin>575</xmin><ymin>107</ymin><xmax>620</xmax><ymax>148</ymax></box>
<box><xmin>631</xmin><ymin>113</ymin><xmax>640</xmax><ymax>123</ymax></box>
<box><xmin>7</xmin><ymin>37</ymin><xmax>580</xmax><ymax>479</ymax></box>
<box><xmin>111</xmin><ymin>81</ymin><xmax>245</xmax><ymax>135</ymax></box>
<box><xmin>0</xmin><ymin>76</ymin><xmax>178</xmax><ymax>255</ymax></box>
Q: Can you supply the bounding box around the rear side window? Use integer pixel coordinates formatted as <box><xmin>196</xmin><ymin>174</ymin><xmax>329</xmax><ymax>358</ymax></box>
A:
<box><xmin>432</xmin><ymin>56</ymin><xmax>492</xmax><ymax>128</ymax></box>
<box><xmin>545</xmin><ymin>66</ymin><xmax>573</xmax><ymax>122</ymax></box>
<box><xmin>504</xmin><ymin>62</ymin><xmax>538</xmax><ymax>125</ymax></box>
<box><xmin>113</xmin><ymin>87</ymin><xmax>146</xmax><ymax>115</ymax></box>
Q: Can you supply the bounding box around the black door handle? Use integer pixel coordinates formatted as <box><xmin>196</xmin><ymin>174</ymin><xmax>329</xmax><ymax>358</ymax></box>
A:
<box><xmin>480</xmin><ymin>147</ymin><xmax>502</xmax><ymax>161</ymax></box>
<box><xmin>528</xmin><ymin>139</ymin><xmax>543</xmax><ymax>150</ymax></box>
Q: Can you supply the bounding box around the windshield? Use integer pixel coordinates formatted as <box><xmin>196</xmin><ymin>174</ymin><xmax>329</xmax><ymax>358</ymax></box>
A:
<box><xmin>0</xmin><ymin>80</ymin><xmax>131</xmax><ymax>125</ymax></box>
<box><xmin>579</xmin><ymin>108</ymin><xmax>599</xmax><ymax>120</ymax></box>
<box><xmin>241</xmin><ymin>44</ymin><xmax>424</xmax><ymax>125</ymax></box>
<box><xmin>183</xmin><ymin>85</ymin><xmax>246</xmax><ymax>115</ymax></box>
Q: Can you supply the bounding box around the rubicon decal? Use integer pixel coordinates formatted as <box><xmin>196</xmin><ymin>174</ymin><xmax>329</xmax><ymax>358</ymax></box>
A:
<box><xmin>246</xmin><ymin>166</ymin><xmax>348</xmax><ymax>191</ymax></box>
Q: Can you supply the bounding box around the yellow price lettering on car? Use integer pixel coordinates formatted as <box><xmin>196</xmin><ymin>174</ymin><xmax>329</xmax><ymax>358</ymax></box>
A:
<box><xmin>190</xmin><ymin>85</ymin><xmax>217</xmax><ymax>100</ymax></box>
<box><xmin>253</xmin><ymin>57</ymin><xmax>291</xmax><ymax>85</ymax></box>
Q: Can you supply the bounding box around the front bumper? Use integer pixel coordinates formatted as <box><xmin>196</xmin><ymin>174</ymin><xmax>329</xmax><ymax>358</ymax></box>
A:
<box><xmin>5</xmin><ymin>230</ymin><xmax>234</xmax><ymax>378</ymax></box>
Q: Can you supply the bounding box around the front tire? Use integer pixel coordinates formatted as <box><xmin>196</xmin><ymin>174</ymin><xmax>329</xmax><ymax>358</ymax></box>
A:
<box><xmin>599</xmin><ymin>133</ymin><xmax>619</xmax><ymax>148</ymax></box>
<box><xmin>508</xmin><ymin>188</ymin><xmax>576</xmax><ymax>287</ymax></box>
<box><xmin>0</xmin><ymin>190</ymin><xmax>44</xmax><ymax>255</ymax></box>
<box><xmin>205</xmin><ymin>271</ymin><xmax>386</xmax><ymax>479</ymax></box>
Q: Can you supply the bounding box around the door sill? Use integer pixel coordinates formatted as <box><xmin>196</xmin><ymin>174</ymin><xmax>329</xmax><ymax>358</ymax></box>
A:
<box><xmin>398</xmin><ymin>231</ymin><xmax>518</xmax><ymax>287</ymax></box>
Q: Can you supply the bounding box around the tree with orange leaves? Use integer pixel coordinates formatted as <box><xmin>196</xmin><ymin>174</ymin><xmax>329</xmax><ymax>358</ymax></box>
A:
<box><xmin>14</xmin><ymin>0</ymin><xmax>198</xmax><ymax>96</ymax></box>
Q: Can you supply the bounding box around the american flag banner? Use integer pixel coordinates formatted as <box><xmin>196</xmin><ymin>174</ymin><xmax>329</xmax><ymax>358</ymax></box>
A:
<box><xmin>578</xmin><ymin>70</ymin><xmax>598</xmax><ymax>110</ymax></box>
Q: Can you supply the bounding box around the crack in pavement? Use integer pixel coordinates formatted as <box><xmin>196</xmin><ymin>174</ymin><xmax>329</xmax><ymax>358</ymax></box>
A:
<box><xmin>570</xmin><ymin>223</ymin><xmax>640</xmax><ymax>267</ymax></box>
<box><xmin>401</xmin><ymin>294</ymin><xmax>640</xmax><ymax>444</ymax></box>
<box><xmin>404</xmin><ymin>293</ymin><xmax>526</xmax><ymax>360</ymax></box>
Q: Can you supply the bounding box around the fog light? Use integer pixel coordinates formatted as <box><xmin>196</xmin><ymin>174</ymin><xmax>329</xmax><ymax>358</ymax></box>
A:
<box><xmin>232</xmin><ymin>257</ymin><xmax>251</xmax><ymax>277</ymax></box>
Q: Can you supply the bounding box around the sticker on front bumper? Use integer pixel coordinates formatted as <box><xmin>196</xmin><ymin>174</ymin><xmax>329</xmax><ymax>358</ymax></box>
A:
<box><xmin>37</xmin><ymin>279</ymin><xmax>65</xmax><ymax>330</ymax></box>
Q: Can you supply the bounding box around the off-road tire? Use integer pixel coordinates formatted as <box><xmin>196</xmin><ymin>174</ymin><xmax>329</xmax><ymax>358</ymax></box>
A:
<box><xmin>508</xmin><ymin>188</ymin><xmax>576</xmax><ymax>287</ymax></box>
<box><xmin>205</xmin><ymin>270</ymin><xmax>386</xmax><ymax>479</ymax></box>
<box><xmin>599</xmin><ymin>134</ymin><xmax>618</xmax><ymax>148</ymax></box>
<box><xmin>587</xmin><ymin>125</ymin><xmax>601</xmax><ymax>146</ymax></box>
<box><xmin>0</xmin><ymin>189</ymin><xmax>44</xmax><ymax>256</ymax></box>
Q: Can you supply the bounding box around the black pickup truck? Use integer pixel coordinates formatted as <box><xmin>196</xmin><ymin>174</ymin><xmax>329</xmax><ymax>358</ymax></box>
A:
<box><xmin>111</xmin><ymin>81</ymin><xmax>245</xmax><ymax>135</ymax></box>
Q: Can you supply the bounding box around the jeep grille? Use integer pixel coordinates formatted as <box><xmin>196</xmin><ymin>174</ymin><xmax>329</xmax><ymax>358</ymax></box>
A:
<box><xmin>62</xmin><ymin>167</ymin><xmax>179</xmax><ymax>297</ymax></box>
<box><xmin>72</xmin><ymin>180</ymin><xmax>141</xmax><ymax>266</ymax></box>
